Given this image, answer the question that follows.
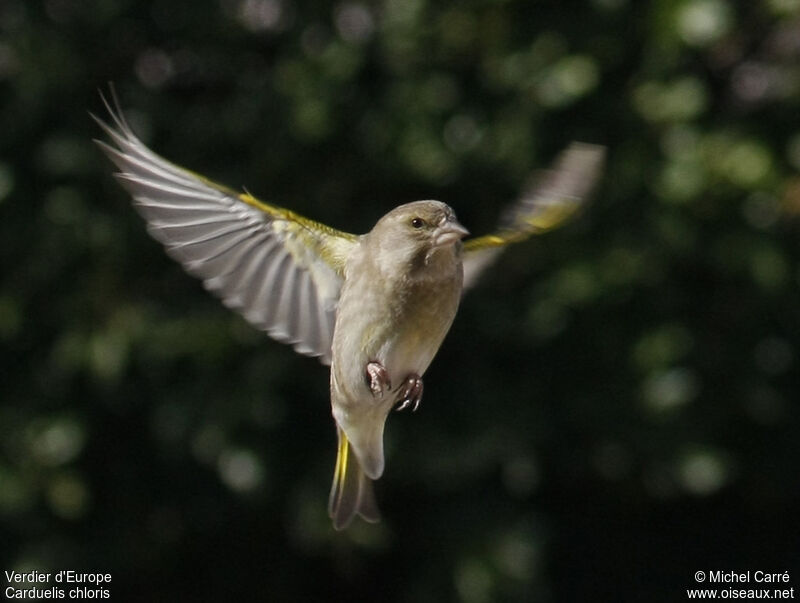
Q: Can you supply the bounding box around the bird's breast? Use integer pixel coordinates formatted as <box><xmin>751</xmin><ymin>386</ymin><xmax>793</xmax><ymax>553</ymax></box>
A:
<box><xmin>331</xmin><ymin>251</ymin><xmax>463</xmax><ymax>403</ymax></box>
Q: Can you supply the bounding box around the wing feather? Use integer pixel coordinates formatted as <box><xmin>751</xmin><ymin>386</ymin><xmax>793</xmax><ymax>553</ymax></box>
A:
<box><xmin>285</xmin><ymin>268</ymin><xmax>305</xmax><ymax>342</ymax></box>
<box><xmin>238</xmin><ymin>241</ymin><xmax>283</xmax><ymax>327</ymax></box>
<box><xmin>205</xmin><ymin>233</ymin><xmax>269</xmax><ymax>302</ymax></box>
<box><xmin>296</xmin><ymin>271</ymin><xmax>321</xmax><ymax>356</ymax></box>
<box><xmin>272</xmin><ymin>261</ymin><xmax>299</xmax><ymax>339</ymax></box>
<box><xmin>94</xmin><ymin>92</ymin><xmax>357</xmax><ymax>364</ymax></box>
<box><xmin>462</xmin><ymin>142</ymin><xmax>605</xmax><ymax>288</ymax></box>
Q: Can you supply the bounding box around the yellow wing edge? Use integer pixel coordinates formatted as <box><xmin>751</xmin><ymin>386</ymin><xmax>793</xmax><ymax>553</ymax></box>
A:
<box><xmin>463</xmin><ymin>199</ymin><xmax>585</xmax><ymax>251</ymax></box>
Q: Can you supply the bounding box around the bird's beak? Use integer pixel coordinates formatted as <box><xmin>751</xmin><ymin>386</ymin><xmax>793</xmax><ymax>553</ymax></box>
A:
<box><xmin>433</xmin><ymin>216</ymin><xmax>470</xmax><ymax>247</ymax></box>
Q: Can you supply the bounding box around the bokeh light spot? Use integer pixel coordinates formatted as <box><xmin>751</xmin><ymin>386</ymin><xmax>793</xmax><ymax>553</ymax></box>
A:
<box><xmin>218</xmin><ymin>448</ymin><xmax>265</xmax><ymax>493</ymax></box>
<box><xmin>676</xmin><ymin>0</ymin><xmax>732</xmax><ymax>47</ymax></box>
<box><xmin>677</xmin><ymin>449</ymin><xmax>730</xmax><ymax>496</ymax></box>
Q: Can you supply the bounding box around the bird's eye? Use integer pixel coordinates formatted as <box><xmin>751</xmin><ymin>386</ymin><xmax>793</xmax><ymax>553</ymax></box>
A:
<box><xmin>411</xmin><ymin>217</ymin><xmax>425</xmax><ymax>229</ymax></box>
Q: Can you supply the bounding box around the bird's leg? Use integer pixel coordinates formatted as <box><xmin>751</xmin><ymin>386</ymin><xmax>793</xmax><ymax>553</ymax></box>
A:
<box><xmin>366</xmin><ymin>361</ymin><xmax>391</xmax><ymax>397</ymax></box>
<box><xmin>395</xmin><ymin>374</ymin><xmax>423</xmax><ymax>412</ymax></box>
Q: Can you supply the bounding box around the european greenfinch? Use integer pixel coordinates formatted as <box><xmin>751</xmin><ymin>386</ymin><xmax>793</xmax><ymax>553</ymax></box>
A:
<box><xmin>94</xmin><ymin>93</ymin><xmax>604</xmax><ymax>529</ymax></box>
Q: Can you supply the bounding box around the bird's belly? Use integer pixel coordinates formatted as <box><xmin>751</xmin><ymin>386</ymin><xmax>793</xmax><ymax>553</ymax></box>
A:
<box><xmin>378</xmin><ymin>322</ymin><xmax>444</xmax><ymax>385</ymax></box>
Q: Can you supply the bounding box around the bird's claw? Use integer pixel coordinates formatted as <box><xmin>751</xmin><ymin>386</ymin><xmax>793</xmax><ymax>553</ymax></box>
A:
<box><xmin>366</xmin><ymin>361</ymin><xmax>391</xmax><ymax>397</ymax></box>
<box><xmin>395</xmin><ymin>374</ymin><xmax>423</xmax><ymax>412</ymax></box>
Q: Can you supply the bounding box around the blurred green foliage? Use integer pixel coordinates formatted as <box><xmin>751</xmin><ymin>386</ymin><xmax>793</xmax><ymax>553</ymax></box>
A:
<box><xmin>2</xmin><ymin>0</ymin><xmax>800</xmax><ymax>601</ymax></box>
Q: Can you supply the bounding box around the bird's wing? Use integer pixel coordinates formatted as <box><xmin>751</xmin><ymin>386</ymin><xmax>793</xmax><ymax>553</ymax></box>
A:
<box><xmin>93</xmin><ymin>94</ymin><xmax>357</xmax><ymax>365</ymax></box>
<box><xmin>462</xmin><ymin>142</ymin><xmax>606</xmax><ymax>288</ymax></box>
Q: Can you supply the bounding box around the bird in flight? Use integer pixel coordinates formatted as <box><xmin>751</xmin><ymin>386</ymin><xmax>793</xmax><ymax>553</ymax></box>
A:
<box><xmin>94</xmin><ymin>92</ymin><xmax>604</xmax><ymax>529</ymax></box>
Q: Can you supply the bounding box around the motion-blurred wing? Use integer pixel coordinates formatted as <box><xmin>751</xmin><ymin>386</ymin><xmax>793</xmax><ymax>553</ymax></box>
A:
<box><xmin>462</xmin><ymin>142</ymin><xmax>605</xmax><ymax>288</ymax></box>
<box><xmin>94</xmin><ymin>94</ymin><xmax>357</xmax><ymax>365</ymax></box>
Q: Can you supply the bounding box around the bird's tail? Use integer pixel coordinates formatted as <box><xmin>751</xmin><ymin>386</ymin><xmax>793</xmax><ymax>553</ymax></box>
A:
<box><xmin>328</xmin><ymin>426</ymin><xmax>381</xmax><ymax>530</ymax></box>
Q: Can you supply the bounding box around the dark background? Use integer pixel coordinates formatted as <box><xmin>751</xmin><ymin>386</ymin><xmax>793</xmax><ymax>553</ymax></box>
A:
<box><xmin>2</xmin><ymin>0</ymin><xmax>799</xmax><ymax>601</ymax></box>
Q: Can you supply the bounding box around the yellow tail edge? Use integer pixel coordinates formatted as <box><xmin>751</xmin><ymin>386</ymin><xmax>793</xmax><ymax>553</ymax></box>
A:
<box><xmin>328</xmin><ymin>427</ymin><xmax>381</xmax><ymax>530</ymax></box>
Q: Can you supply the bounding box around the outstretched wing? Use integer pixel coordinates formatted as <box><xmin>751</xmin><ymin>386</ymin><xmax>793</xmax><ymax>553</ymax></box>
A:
<box><xmin>93</xmin><ymin>93</ymin><xmax>357</xmax><ymax>365</ymax></box>
<box><xmin>462</xmin><ymin>142</ymin><xmax>606</xmax><ymax>288</ymax></box>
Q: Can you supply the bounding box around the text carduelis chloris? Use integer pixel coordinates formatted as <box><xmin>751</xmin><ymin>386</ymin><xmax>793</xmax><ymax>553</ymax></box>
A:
<box><xmin>95</xmin><ymin>92</ymin><xmax>604</xmax><ymax>530</ymax></box>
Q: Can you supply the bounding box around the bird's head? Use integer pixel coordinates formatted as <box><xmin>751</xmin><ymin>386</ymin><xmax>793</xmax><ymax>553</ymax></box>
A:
<box><xmin>368</xmin><ymin>201</ymin><xmax>469</xmax><ymax>270</ymax></box>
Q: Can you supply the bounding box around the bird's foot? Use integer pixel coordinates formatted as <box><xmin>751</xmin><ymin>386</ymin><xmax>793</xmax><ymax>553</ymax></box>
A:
<box><xmin>395</xmin><ymin>374</ymin><xmax>423</xmax><ymax>412</ymax></box>
<box><xmin>366</xmin><ymin>361</ymin><xmax>391</xmax><ymax>397</ymax></box>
